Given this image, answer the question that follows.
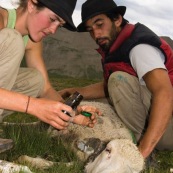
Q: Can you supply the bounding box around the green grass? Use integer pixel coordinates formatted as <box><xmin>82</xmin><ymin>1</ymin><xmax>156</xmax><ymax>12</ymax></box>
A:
<box><xmin>1</xmin><ymin>124</ymin><xmax>84</xmax><ymax>173</ymax></box>
<box><xmin>48</xmin><ymin>72</ymin><xmax>101</xmax><ymax>91</ymax></box>
<box><xmin>0</xmin><ymin>73</ymin><xmax>173</xmax><ymax>173</ymax></box>
<box><xmin>3</xmin><ymin>112</ymin><xmax>38</xmax><ymax>123</ymax></box>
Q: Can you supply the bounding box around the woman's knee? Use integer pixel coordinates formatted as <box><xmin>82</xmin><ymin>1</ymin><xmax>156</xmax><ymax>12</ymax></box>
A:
<box><xmin>12</xmin><ymin>68</ymin><xmax>45</xmax><ymax>97</ymax></box>
<box><xmin>27</xmin><ymin>68</ymin><xmax>45</xmax><ymax>97</ymax></box>
<box><xmin>0</xmin><ymin>28</ymin><xmax>25</xmax><ymax>59</ymax></box>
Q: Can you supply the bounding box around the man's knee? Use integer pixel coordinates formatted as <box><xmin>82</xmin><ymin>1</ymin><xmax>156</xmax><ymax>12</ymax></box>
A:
<box><xmin>108</xmin><ymin>71</ymin><xmax>135</xmax><ymax>100</ymax></box>
<box><xmin>108</xmin><ymin>71</ymin><xmax>138</xmax><ymax>88</ymax></box>
<box><xmin>107</xmin><ymin>72</ymin><xmax>150</xmax><ymax>141</ymax></box>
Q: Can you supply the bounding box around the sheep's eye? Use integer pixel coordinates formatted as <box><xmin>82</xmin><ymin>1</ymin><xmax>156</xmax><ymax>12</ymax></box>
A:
<box><xmin>105</xmin><ymin>148</ymin><xmax>111</xmax><ymax>154</ymax></box>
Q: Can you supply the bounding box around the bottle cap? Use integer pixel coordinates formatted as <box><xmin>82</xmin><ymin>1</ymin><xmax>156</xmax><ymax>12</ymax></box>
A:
<box><xmin>81</xmin><ymin>111</ymin><xmax>92</xmax><ymax>117</ymax></box>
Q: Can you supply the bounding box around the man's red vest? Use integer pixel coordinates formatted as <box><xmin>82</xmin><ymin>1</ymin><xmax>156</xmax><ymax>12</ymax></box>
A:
<box><xmin>97</xmin><ymin>23</ymin><xmax>173</xmax><ymax>96</ymax></box>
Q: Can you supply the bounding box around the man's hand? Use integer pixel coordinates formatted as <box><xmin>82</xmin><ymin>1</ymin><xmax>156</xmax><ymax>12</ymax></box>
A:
<box><xmin>73</xmin><ymin>105</ymin><xmax>102</xmax><ymax>128</ymax></box>
<box><xmin>58</xmin><ymin>89</ymin><xmax>74</xmax><ymax>99</ymax></box>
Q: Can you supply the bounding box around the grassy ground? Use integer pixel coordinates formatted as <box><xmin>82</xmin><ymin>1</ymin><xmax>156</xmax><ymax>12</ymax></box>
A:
<box><xmin>0</xmin><ymin>73</ymin><xmax>173</xmax><ymax>173</ymax></box>
<box><xmin>48</xmin><ymin>73</ymin><xmax>101</xmax><ymax>90</ymax></box>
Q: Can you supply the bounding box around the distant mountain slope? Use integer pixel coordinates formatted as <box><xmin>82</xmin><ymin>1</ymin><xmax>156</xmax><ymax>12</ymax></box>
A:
<box><xmin>161</xmin><ymin>36</ymin><xmax>173</xmax><ymax>49</ymax></box>
<box><xmin>42</xmin><ymin>28</ymin><xmax>173</xmax><ymax>79</ymax></box>
<box><xmin>42</xmin><ymin>28</ymin><xmax>103</xmax><ymax>79</ymax></box>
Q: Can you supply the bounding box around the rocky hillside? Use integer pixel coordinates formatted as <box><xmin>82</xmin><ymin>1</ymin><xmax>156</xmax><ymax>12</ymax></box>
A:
<box><xmin>42</xmin><ymin>28</ymin><xmax>173</xmax><ymax>79</ymax></box>
<box><xmin>161</xmin><ymin>36</ymin><xmax>173</xmax><ymax>49</ymax></box>
<box><xmin>42</xmin><ymin>28</ymin><xmax>103</xmax><ymax>79</ymax></box>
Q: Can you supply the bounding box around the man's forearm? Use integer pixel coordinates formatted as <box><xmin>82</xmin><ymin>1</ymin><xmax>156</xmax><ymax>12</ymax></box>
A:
<box><xmin>80</xmin><ymin>81</ymin><xmax>105</xmax><ymax>99</ymax></box>
<box><xmin>58</xmin><ymin>81</ymin><xmax>105</xmax><ymax>100</ymax></box>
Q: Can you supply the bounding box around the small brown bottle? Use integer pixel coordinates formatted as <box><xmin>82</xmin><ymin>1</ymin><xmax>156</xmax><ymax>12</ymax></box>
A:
<box><xmin>63</xmin><ymin>91</ymin><xmax>83</xmax><ymax>116</ymax></box>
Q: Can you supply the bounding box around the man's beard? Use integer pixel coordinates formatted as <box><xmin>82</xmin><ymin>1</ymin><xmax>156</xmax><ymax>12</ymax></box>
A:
<box><xmin>96</xmin><ymin>24</ymin><xmax>117</xmax><ymax>52</ymax></box>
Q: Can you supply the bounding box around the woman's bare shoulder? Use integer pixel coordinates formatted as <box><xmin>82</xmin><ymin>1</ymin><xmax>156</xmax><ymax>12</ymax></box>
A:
<box><xmin>0</xmin><ymin>8</ymin><xmax>7</xmax><ymax>29</ymax></box>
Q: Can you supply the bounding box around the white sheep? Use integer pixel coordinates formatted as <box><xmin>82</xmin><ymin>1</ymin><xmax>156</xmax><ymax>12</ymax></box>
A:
<box><xmin>50</xmin><ymin>101</ymin><xmax>133</xmax><ymax>159</ymax></box>
<box><xmin>49</xmin><ymin>101</ymin><xmax>144</xmax><ymax>172</ymax></box>
<box><xmin>85</xmin><ymin>139</ymin><xmax>144</xmax><ymax>173</ymax></box>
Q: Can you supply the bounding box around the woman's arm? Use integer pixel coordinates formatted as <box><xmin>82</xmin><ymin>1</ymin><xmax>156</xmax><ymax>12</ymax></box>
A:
<box><xmin>25</xmin><ymin>39</ymin><xmax>63</xmax><ymax>101</ymax></box>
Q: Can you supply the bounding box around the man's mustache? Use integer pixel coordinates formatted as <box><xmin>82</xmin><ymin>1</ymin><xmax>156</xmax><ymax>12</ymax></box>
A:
<box><xmin>96</xmin><ymin>37</ymin><xmax>109</xmax><ymax>45</ymax></box>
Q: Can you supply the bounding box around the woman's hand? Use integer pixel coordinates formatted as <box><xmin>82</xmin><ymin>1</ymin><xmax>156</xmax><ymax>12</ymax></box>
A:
<box><xmin>27</xmin><ymin>97</ymin><xmax>73</xmax><ymax>130</ymax></box>
<box><xmin>72</xmin><ymin>105</ymin><xmax>102</xmax><ymax>128</ymax></box>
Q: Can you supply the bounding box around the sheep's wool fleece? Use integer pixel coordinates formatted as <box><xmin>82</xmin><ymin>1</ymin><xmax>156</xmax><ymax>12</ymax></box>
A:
<box><xmin>68</xmin><ymin>101</ymin><xmax>132</xmax><ymax>141</ymax></box>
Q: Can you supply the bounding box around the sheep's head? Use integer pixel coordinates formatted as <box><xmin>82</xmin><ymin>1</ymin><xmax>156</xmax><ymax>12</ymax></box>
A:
<box><xmin>85</xmin><ymin>139</ymin><xmax>144</xmax><ymax>173</ymax></box>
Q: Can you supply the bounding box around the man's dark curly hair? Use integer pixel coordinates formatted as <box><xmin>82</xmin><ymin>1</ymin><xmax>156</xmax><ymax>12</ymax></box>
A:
<box><xmin>105</xmin><ymin>11</ymin><xmax>129</xmax><ymax>27</ymax></box>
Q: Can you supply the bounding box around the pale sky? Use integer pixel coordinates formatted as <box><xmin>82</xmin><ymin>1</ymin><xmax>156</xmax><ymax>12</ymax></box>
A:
<box><xmin>0</xmin><ymin>0</ymin><xmax>172</xmax><ymax>39</ymax></box>
<box><xmin>72</xmin><ymin>0</ymin><xmax>173</xmax><ymax>39</ymax></box>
